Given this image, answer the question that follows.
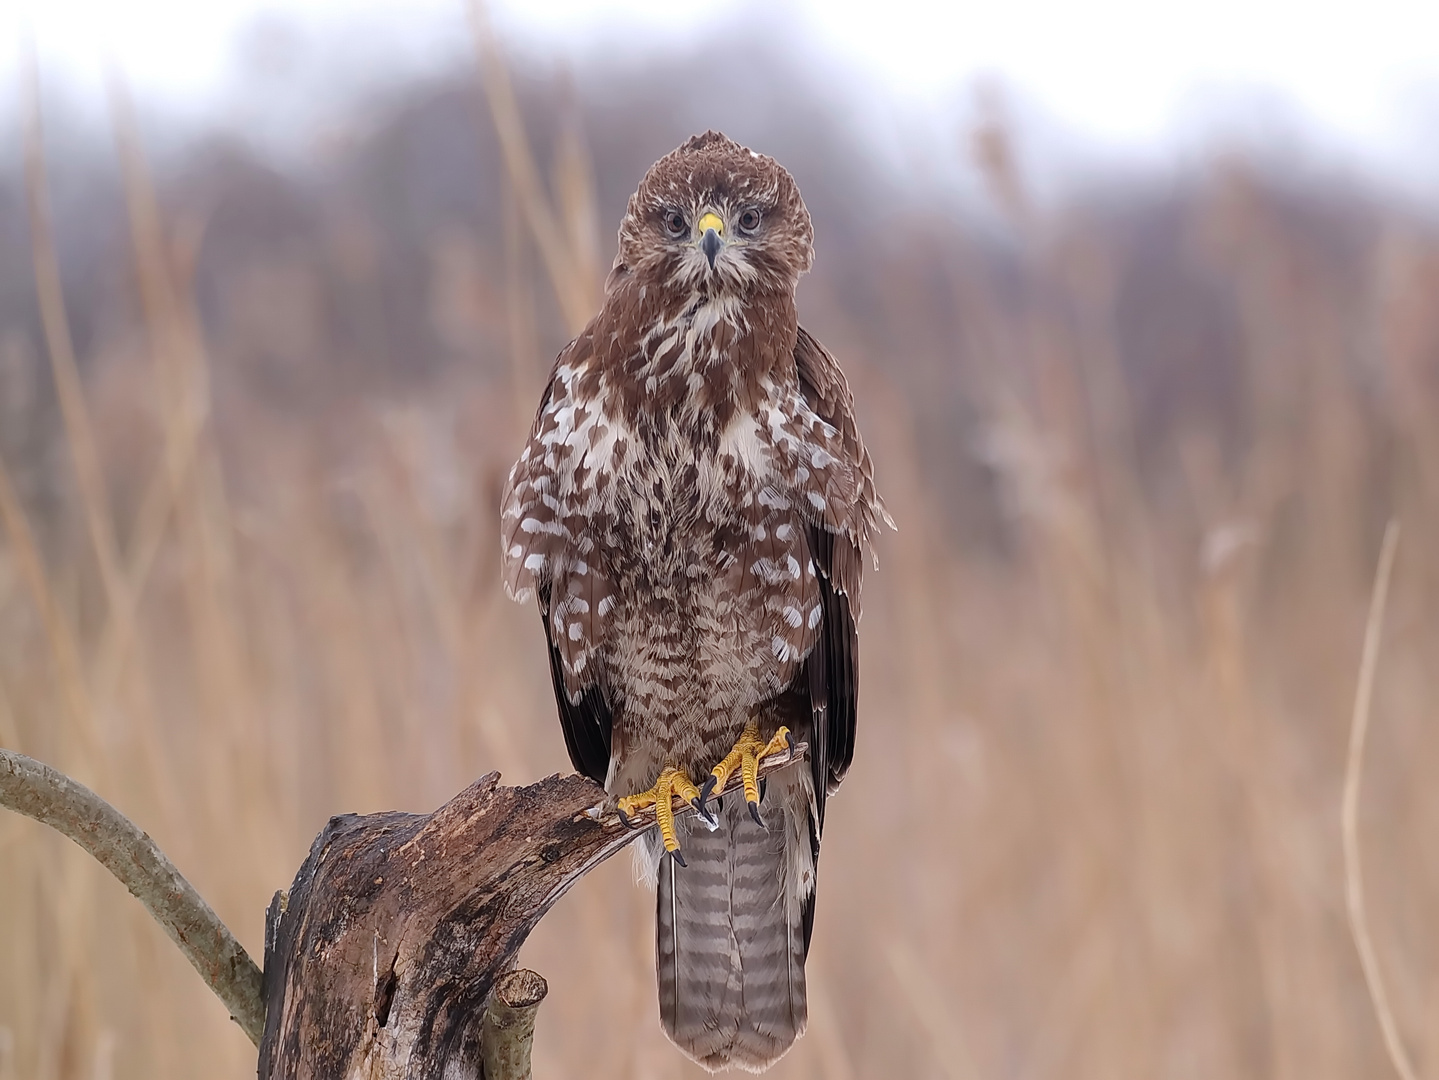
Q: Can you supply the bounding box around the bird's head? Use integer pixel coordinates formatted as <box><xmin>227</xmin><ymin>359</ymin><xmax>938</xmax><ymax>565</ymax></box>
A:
<box><xmin>613</xmin><ymin>130</ymin><xmax>814</xmax><ymax>299</ymax></box>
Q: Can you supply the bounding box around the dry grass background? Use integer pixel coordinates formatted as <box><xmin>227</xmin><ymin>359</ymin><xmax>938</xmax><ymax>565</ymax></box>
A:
<box><xmin>2</xmin><ymin>16</ymin><xmax>1439</xmax><ymax>1080</ymax></box>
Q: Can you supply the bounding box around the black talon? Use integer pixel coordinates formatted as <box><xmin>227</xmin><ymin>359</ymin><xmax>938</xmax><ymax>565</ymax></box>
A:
<box><xmin>669</xmin><ymin>848</ymin><xmax>687</xmax><ymax>868</ymax></box>
<box><xmin>783</xmin><ymin>729</ymin><xmax>794</xmax><ymax>753</ymax></box>
<box><xmin>748</xmin><ymin>799</ymin><xmax>766</xmax><ymax>828</ymax></box>
<box><xmin>759</xmin><ymin>776</ymin><xmax>768</xmax><ymax>802</ymax></box>
<box><xmin>698</xmin><ymin>775</ymin><xmax>718</xmax><ymax>815</ymax></box>
<box><xmin>690</xmin><ymin>796</ymin><xmax>717</xmax><ymax>827</ymax></box>
<box><xmin>616</xmin><ymin>806</ymin><xmax>634</xmax><ymax>830</ymax></box>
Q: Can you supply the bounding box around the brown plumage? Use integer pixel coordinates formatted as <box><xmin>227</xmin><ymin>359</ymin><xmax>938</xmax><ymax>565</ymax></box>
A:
<box><xmin>501</xmin><ymin>131</ymin><xmax>886</xmax><ymax>1072</ymax></box>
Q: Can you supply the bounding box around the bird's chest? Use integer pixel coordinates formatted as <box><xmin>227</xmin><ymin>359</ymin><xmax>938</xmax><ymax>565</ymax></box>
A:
<box><xmin>594</xmin><ymin>409</ymin><xmax>819</xmax><ymax>714</ymax></box>
<box><xmin>605</xmin><ymin>424</ymin><xmax>752</xmax><ymax>593</ymax></box>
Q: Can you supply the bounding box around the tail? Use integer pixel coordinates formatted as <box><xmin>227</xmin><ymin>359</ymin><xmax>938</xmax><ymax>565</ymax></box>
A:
<box><xmin>654</xmin><ymin>767</ymin><xmax>816</xmax><ymax>1073</ymax></box>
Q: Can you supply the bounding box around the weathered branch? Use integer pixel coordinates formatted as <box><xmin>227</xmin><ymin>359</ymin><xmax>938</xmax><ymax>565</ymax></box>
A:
<box><xmin>259</xmin><ymin>742</ymin><xmax>806</xmax><ymax>1079</ymax></box>
<box><xmin>0</xmin><ymin>738</ymin><xmax>806</xmax><ymax>1078</ymax></box>
<box><xmin>0</xmin><ymin>746</ymin><xmax>266</xmax><ymax>1043</ymax></box>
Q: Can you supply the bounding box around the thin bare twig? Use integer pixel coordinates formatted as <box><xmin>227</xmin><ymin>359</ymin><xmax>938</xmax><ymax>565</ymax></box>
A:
<box><xmin>1341</xmin><ymin>520</ymin><xmax>1414</xmax><ymax>1080</ymax></box>
<box><xmin>0</xmin><ymin>748</ymin><xmax>266</xmax><ymax>1045</ymax></box>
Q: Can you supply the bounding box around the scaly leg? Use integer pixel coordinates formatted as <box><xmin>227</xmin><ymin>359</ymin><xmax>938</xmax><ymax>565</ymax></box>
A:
<box><xmin>699</xmin><ymin>721</ymin><xmax>792</xmax><ymax>827</ymax></box>
<box><xmin>616</xmin><ymin>766</ymin><xmax>704</xmax><ymax>866</ymax></box>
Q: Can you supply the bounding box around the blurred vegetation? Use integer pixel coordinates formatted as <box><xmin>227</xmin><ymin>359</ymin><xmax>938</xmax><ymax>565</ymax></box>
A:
<box><xmin>2</xmin><ymin>15</ymin><xmax>1439</xmax><ymax>1080</ymax></box>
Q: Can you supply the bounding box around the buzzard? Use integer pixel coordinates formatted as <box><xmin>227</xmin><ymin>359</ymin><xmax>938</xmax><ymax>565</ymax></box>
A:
<box><xmin>501</xmin><ymin>131</ymin><xmax>886</xmax><ymax>1071</ymax></box>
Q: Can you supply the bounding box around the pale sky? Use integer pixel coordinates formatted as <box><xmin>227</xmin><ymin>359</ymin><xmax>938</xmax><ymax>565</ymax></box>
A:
<box><xmin>4</xmin><ymin>0</ymin><xmax>1439</xmax><ymax>187</ymax></box>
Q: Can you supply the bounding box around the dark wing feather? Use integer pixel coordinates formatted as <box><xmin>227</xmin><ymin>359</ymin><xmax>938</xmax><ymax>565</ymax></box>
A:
<box><xmin>801</xmin><ymin>814</ymin><xmax>820</xmax><ymax>955</ymax></box>
<box><xmin>793</xmin><ymin>325</ymin><xmax>874</xmax><ymax>830</ymax></box>
<box><xmin>803</xmin><ymin>524</ymin><xmax>859</xmax><ymax>828</ymax></box>
<box><xmin>538</xmin><ymin>580</ymin><xmax>612</xmax><ymax>786</ymax></box>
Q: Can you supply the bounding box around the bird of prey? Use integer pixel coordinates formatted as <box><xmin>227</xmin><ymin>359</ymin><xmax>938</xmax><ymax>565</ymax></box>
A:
<box><xmin>501</xmin><ymin>131</ymin><xmax>886</xmax><ymax>1072</ymax></box>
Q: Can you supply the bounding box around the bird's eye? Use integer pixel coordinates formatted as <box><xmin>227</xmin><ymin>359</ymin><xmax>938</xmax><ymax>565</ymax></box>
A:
<box><xmin>738</xmin><ymin>208</ymin><xmax>762</xmax><ymax>234</ymax></box>
<box><xmin>663</xmin><ymin>211</ymin><xmax>688</xmax><ymax>239</ymax></box>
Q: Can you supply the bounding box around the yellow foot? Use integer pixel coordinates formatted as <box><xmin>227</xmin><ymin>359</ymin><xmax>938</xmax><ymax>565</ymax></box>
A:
<box><xmin>699</xmin><ymin>722</ymin><xmax>792</xmax><ymax>827</ymax></box>
<box><xmin>616</xmin><ymin>767</ymin><xmax>704</xmax><ymax>867</ymax></box>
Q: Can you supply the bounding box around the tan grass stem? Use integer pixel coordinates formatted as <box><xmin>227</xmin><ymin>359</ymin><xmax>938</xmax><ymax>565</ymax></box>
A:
<box><xmin>1341</xmin><ymin>520</ymin><xmax>1414</xmax><ymax>1080</ymax></box>
<box><xmin>90</xmin><ymin>74</ymin><xmax>212</xmax><ymax>710</ymax></box>
<box><xmin>20</xmin><ymin>46</ymin><xmax>128</xmax><ymax>631</ymax></box>
<box><xmin>0</xmin><ymin>454</ymin><xmax>94</xmax><ymax>742</ymax></box>
<box><xmin>467</xmin><ymin>0</ymin><xmax>596</xmax><ymax>334</ymax></box>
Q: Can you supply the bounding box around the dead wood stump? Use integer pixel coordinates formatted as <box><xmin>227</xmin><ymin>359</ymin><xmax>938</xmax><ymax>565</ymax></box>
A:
<box><xmin>258</xmin><ymin>771</ymin><xmax>635</xmax><ymax>1079</ymax></box>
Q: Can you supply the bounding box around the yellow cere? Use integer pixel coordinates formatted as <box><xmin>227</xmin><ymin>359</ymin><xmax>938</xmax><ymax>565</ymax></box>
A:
<box><xmin>696</xmin><ymin>212</ymin><xmax>725</xmax><ymax>236</ymax></box>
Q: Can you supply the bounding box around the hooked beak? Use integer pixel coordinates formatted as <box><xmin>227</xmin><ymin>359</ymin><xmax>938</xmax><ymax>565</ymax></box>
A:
<box><xmin>696</xmin><ymin>211</ymin><xmax>724</xmax><ymax>269</ymax></box>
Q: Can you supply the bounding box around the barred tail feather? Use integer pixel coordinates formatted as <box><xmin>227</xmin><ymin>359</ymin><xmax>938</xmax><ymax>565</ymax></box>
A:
<box><xmin>655</xmin><ymin>773</ymin><xmax>813</xmax><ymax>1073</ymax></box>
